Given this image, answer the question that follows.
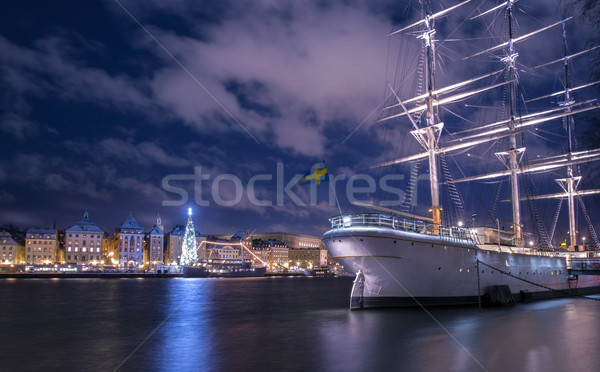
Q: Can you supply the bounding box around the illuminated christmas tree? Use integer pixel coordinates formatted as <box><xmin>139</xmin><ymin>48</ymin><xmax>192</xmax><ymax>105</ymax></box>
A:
<box><xmin>179</xmin><ymin>208</ymin><xmax>198</xmax><ymax>266</ymax></box>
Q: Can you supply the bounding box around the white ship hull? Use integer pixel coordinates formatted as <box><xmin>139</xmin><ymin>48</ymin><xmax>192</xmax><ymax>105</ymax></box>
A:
<box><xmin>323</xmin><ymin>225</ymin><xmax>600</xmax><ymax>309</ymax></box>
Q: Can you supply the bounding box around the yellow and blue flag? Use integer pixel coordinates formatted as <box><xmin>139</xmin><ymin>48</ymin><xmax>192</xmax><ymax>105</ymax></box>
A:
<box><xmin>300</xmin><ymin>163</ymin><xmax>328</xmax><ymax>185</ymax></box>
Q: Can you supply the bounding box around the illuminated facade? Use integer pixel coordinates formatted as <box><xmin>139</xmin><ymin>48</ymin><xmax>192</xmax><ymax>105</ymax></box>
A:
<box><xmin>102</xmin><ymin>233</ymin><xmax>119</xmax><ymax>265</ymax></box>
<box><xmin>148</xmin><ymin>214</ymin><xmax>164</xmax><ymax>267</ymax></box>
<box><xmin>207</xmin><ymin>243</ymin><xmax>240</xmax><ymax>260</ymax></box>
<box><xmin>118</xmin><ymin>213</ymin><xmax>144</xmax><ymax>267</ymax></box>
<box><xmin>166</xmin><ymin>225</ymin><xmax>185</xmax><ymax>265</ymax></box>
<box><xmin>0</xmin><ymin>231</ymin><xmax>19</xmax><ymax>265</ymax></box>
<box><xmin>65</xmin><ymin>210</ymin><xmax>104</xmax><ymax>265</ymax></box>
<box><xmin>249</xmin><ymin>232</ymin><xmax>324</xmax><ymax>250</ymax></box>
<box><xmin>25</xmin><ymin>228</ymin><xmax>58</xmax><ymax>264</ymax></box>
<box><xmin>252</xmin><ymin>239</ymin><xmax>288</xmax><ymax>268</ymax></box>
<box><xmin>288</xmin><ymin>248</ymin><xmax>328</xmax><ymax>268</ymax></box>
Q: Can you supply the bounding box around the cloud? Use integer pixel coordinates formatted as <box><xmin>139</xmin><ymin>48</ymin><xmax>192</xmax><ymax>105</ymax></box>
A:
<box><xmin>0</xmin><ymin>34</ymin><xmax>153</xmax><ymax>118</ymax></box>
<box><xmin>0</xmin><ymin>113</ymin><xmax>38</xmax><ymax>139</ymax></box>
<box><xmin>136</xmin><ymin>1</ymin><xmax>392</xmax><ymax>156</ymax></box>
<box><xmin>63</xmin><ymin>138</ymin><xmax>192</xmax><ymax>169</ymax></box>
<box><xmin>98</xmin><ymin>139</ymin><xmax>192</xmax><ymax>168</ymax></box>
<box><xmin>112</xmin><ymin>177</ymin><xmax>168</xmax><ymax>200</ymax></box>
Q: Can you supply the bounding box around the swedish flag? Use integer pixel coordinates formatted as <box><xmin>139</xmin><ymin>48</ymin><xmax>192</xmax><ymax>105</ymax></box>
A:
<box><xmin>300</xmin><ymin>163</ymin><xmax>328</xmax><ymax>185</ymax></box>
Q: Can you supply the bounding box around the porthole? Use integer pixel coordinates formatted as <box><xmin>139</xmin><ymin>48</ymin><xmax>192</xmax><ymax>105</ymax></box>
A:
<box><xmin>360</xmin><ymin>239</ymin><xmax>363</xmax><ymax>242</ymax></box>
<box><xmin>411</xmin><ymin>242</ymin><xmax>414</xmax><ymax>246</ymax></box>
<box><xmin>438</xmin><ymin>267</ymin><xmax>441</xmax><ymax>270</ymax></box>
<box><xmin>393</xmin><ymin>240</ymin><xmax>397</xmax><ymax>244</ymax></box>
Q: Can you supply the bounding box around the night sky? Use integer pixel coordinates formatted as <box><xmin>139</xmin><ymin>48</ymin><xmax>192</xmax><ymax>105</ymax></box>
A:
<box><xmin>1</xmin><ymin>0</ymin><xmax>598</xmax><ymax>242</ymax></box>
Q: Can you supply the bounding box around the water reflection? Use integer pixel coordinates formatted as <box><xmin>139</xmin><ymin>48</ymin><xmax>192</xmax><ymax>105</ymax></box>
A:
<box><xmin>1</xmin><ymin>278</ymin><xmax>599</xmax><ymax>371</ymax></box>
<box><xmin>317</xmin><ymin>299</ymin><xmax>600</xmax><ymax>372</ymax></box>
<box><xmin>126</xmin><ymin>279</ymin><xmax>216</xmax><ymax>372</ymax></box>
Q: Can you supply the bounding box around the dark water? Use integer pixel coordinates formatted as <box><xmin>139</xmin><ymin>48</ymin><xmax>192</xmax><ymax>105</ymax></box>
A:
<box><xmin>1</xmin><ymin>277</ymin><xmax>599</xmax><ymax>372</ymax></box>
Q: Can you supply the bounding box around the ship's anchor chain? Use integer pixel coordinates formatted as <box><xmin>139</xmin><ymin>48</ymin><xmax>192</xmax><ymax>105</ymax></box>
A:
<box><xmin>475</xmin><ymin>259</ymin><xmax>600</xmax><ymax>302</ymax></box>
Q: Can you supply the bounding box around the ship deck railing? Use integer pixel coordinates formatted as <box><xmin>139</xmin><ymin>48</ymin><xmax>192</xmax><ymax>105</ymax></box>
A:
<box><xmin>329</xmin><ymin>213</ymin><xmax>475</xmax><ymax>244</ymax></box>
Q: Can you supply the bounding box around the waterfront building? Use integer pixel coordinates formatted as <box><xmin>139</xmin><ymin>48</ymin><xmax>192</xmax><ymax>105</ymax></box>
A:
<box><xmin>249</xmin><ymin>232</ymin><xmax>324</xmax><ymax>250</ymax></box>
<box><xmin>166</xmin><ymin>225</ymin><xmax>185</xmax><ymax>265</ymax></box>
<box><xmin>251</xmin><ymin>239</ymin><xmax>288</xmax><ymax>269</ymax></box>
<box><xmin>148</xmin><ymin>214</ymin><xmax>164</xmax><ymax>267</ymax></box>
<box><xmin>118</xmin><ymin>213</ymin><xmax>144</xmax><ymax>268</ymax></box>
<box><xmin>65</xmin><ymin>210</ymin><xmax>104</xmax><ymax>265</ymax></box>
<box><xmin>206</xmin><ymin>241</ymin><xmax>241</xmax><ymax>260</ymax></box>
<box><xmin>56</xmin><ymin>230</ymin><xmax>66</xmax><ymax>264</ymax></box>
<box><xmin>25</xmin><ymin>228</ymin><xmax>58</xmax><ymax>264</ymax></box>
<box><xmin>288</xmin><ymin>247</ymin><xmax>328</xmax><ymax>269</ymax></box>
<box><xmin>251</xmin><ymin>239</ymin><xmax>271</xmax><ymax>266</ymax></box>
<box><xmin>0</xmin><ymin>231</ymin><xmax>20</xmax><ymax>265</ymax></box>
<box><xmin>248</xmin><ymin>232</ymin><xmax>328</xmax><ymax>268</ymax></box>
<box><xmin>269</xmin><ymin>240</ymin><xmax>289</xmax><ymax>268</ymax></box>
<box><xmin>102</xmin><ymin>232</ymin><xmax>120</xmax><ymax>265</ymax></box>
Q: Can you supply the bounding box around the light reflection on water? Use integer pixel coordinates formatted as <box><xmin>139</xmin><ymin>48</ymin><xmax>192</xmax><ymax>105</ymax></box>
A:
<box><xmin>0</xmin><ymin>277</ymin><xmax>599</xmax><ymax>372</ymax></box>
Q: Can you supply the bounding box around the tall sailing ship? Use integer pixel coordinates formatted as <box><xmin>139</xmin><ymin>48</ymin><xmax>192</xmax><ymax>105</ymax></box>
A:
<box><xmin>323</xmin><ymin>0</ymin><xmax>600</xmax><ymax>309</ymax></box>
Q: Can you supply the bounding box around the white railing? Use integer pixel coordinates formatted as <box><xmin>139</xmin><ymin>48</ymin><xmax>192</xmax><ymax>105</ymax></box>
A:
<box><xmin>329</xmin><ymin>213</ymin><xmax>475</xmax><ymax>243</ymax></box>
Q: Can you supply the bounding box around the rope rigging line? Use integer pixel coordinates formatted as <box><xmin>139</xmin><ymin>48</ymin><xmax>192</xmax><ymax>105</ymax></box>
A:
<box><xmin>485</xmin><ymin>180</ymin><xmax>504</xmax><ymax>227</ymax></box>
<box><xmin>520</xmin><ymin>172</ymin><xmax>552</xmax><ymax>250</ymax></box>
<box><xmin>548</xmin><ymin>198</ymin><xmax>563</xmax><ymax>246</ymax></box>
<box><xmin>577</xmin><ymin>196</ymin><xmax>600</xmax><ymax>250</ymax></box>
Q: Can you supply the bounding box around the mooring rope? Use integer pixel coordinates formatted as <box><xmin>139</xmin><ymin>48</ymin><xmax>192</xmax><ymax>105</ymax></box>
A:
<box><xmin>476</xmin><ymin>259</ymin><xmax>600</xmax><ymax>302</ymax></box>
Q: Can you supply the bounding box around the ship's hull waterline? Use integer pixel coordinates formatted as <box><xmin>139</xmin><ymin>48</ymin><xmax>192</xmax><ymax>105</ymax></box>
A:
<box><xmin>323</xmin><ymin>226</ymin><xmax>600</xmax><ymax>309</ymax></box>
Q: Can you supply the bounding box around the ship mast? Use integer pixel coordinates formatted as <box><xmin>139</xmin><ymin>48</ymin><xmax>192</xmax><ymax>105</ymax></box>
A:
<box><xmin>376</xmin><ymin>0</ymin><xmax>600</xmax><ymax>237</ymax></box>
<box><xmin>420</xmin><ymin>0</ymin><xmax>442</xmax><ymax>227</ymax></box>
<box><xmin>498</xmin><ymin>0</ymin><xmax>523</xmax><ymax>245</ymax></box>
<box><xmin>556</xmin><ymin>21</ymin><xmax>579</xmax><ymax>250</ymax></box>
